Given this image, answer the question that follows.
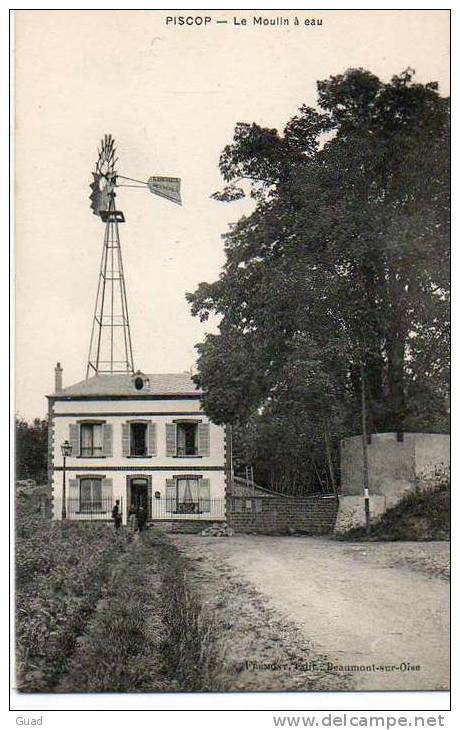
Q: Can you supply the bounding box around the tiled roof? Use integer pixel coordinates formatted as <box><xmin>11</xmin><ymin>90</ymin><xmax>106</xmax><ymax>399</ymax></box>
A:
<box><xmin>50</xmin><ymin>373</ymin><xmax>201</xmax><ymax>398</ymax></box>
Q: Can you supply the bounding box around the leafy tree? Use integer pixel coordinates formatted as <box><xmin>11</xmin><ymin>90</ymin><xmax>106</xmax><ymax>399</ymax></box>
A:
<box><xmin>188</xmin><ymin>68</ymin><xmax>449</xmax><ymax>491</ymax></box>
<box><xmin>15</xmin><ymin>416</ymin><xmax>48</xmax><ymax>484</ymax></box>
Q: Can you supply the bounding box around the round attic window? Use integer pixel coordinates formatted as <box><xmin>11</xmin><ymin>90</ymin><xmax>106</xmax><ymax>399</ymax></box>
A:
<box><xmin>134</xmin><ymin>377</ymin><xmax>144</xmax><ymax>391</ymax></box>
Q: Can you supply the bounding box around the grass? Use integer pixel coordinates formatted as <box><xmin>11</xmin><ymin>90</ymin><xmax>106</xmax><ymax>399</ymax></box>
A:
<box><xmin>15</xmin><ymin>494</ymin><xmax>129</xmax><ymax>692</ymax></box>
<box><xmin>58</xmin><ymin>532</ymin><xmax>173</xmax><ymax>692</ymax></box>
<box><xmin>339</xmin><ymin>483</ymin><xmax>450</xmax><ymax>541</ymax></box>
<box><xmin>55</xmin><ymin>528</ymin><xmax>222</xmax><ymax>692</ymax></box>
<box><xmin>150</xmin><ymin>532</ymin><xmax>223</xmax><ymax>690</ymax></box>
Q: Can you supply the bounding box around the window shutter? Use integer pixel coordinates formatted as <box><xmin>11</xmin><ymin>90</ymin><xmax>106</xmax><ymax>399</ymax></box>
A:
<box><xmin>102</xmin><ymin>477</ymin><xmax>113</xmax><ymax>512</ymax></box>
<box><xmin>68</xmin><ymin>478</ymin><xmax>79</xmax><ymax>516</ymax></box>
<box><xmin>198</xmin><ymin>423</ymin><xmax>210</xmax><ymax>457</ymax></box>
<box><xmin>166</xmin><ymin>423</ymin><xmax>177</xmax><ymax>457</ymax></box>
<box><xmin>69</xmin><ymin>424</ymin><xmax>79</xmax><ymax>456</ymax></box>
<box><xmin>147</xmin><ymin>422</ymin><xmax>157</xmax><ymax>456</ymax></box>
<box><xmin>199</xmin><ymin>478</ymin><xmax>211</xmax><ymax>512</ymax></box>
<box><xmin>166</xmin><ymin>478</ymin><xmax>176</xmax><ymax>512</ymax></box>
<box><xmin>122</xmin><ymin>423</ymin><xmax>130</xmax><ymax>456</ymax></box>
<box><xmin>102</xmin><ymin>424</ymin><xmax>113</xmax><ymax>457</ymax></box>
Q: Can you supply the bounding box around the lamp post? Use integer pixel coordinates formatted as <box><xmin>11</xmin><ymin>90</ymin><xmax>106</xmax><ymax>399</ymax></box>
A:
<box><xmin>61</xmin><ymin>440</ymin><xmax>72</xmax><ymax>520</ymax></box>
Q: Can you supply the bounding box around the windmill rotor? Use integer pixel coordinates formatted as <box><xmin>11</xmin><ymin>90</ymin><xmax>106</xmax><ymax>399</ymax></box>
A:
<box><xmin>89</xmin><ymin>134</ymin><xmax>118</xmax><ymax>218</ymax></box>
<box><xmin>89</xmin><ymin>133</ymin><xmax>182</xmax><ymax>221</ymax></box>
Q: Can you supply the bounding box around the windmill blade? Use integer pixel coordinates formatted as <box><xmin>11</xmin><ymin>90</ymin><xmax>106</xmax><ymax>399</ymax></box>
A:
<box><xmin>89</xmin><ymin>173</ymin><xmax>111</xmax><ymax>217</ymax></box>
<box><xmin>89</xmin><ymin>173</ymin><xmax>101</xmax><ymax>215</ymax></box>
<box><xmin>147</xmin><ymin>176</ymin><xmax>182</xmax><ymax>205</ymax></box>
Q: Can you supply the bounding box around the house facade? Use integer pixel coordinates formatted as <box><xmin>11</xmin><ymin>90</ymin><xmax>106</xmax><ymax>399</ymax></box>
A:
<box><xmin>47</xmin><ymin>365</ymin><xmax>227</xmax><ymax>524</ymax></box>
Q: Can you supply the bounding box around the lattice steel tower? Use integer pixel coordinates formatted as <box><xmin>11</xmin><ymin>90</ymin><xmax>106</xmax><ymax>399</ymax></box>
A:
<box><xmin>86</xmin><ymin>134</ymin><xmax>181</xmax><ymax>378</ymax></box>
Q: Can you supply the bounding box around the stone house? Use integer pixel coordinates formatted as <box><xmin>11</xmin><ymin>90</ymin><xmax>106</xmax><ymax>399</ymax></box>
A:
<box><xmin>47</xmin><ymin>365</ymin><xmax>227</xmax><ymax>525</ymax></box>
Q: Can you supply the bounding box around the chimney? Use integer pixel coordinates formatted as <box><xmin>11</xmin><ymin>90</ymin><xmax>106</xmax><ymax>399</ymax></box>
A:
<box><xmin>55</xmin><ymin>362</ymin><xmax>63</xmax><ymax>392</ymax></box>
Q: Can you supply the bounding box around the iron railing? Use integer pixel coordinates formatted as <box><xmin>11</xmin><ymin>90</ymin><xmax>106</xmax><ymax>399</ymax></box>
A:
<box><xmin>59</xmin><ymin>497</ymin><xmax>121</xmax><ymax>520</ymax></box>
<box><xmin>57</xmin><ymin>497</ymin><xmax>225</xmax><ymax>521</ymax></box>
<box><xmin>151</xmin><ymin>498</ymin><xmax>226</xmax><ymax>521</ymax></box>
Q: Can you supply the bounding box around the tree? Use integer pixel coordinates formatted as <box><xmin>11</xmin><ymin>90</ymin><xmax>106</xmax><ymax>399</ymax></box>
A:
<box><xmin>15</xmin><ymin>417</ymin><xmax>48</xmax><ymax>484</ymax></box>
<box><xmin>188</xmin><ymin>68</ymin><xmax>449</xmax><ymax>491</ymax></box>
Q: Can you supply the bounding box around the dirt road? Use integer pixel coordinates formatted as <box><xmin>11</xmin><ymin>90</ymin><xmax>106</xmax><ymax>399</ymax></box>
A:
<box><xmin>174</xmin><ymin>535</ymin><xmax>449</xmax><ymax>691</ymax></box>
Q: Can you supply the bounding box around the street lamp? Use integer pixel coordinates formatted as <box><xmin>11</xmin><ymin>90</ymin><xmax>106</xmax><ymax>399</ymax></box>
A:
<box><xmin>61</xmin><ymin>440</ymin><xmax>72</xmax><ymax>520</ymax></box>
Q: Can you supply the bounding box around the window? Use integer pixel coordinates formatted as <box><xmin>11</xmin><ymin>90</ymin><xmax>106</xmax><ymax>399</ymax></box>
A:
<box><xmin>132</xmin><ymin>372</ymin><xmax>150</xmax><ymax>391</ymax></box>
<box><xmin>166</xmin><ymin>477</ymin><xmax>210</xmax><ymax>514</ymax></box>
<box><xmin>177</xmin><ymin>422</ymin><xmax>198</xmax><ymax>456</ymax></box>
<box><xmin>130</xmin><ymin>423</ymin><xmax>147</xmax><ymax>456</ymax></box>
<box><xmin>79</xmin><ymin>478</ymin><xmax>102</xmax><ymax>513</ymax></box>
<box><xmin>80</xmin><ymin>423</ymin><xmax>103</xmax><ymax>457</ymax></box>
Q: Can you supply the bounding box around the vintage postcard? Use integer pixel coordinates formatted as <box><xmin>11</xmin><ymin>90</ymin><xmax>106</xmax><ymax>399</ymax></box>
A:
<box><xmin>12</xmin><ymin>8</ymin><xmax>450</xmax><ymax>715</ymax></box>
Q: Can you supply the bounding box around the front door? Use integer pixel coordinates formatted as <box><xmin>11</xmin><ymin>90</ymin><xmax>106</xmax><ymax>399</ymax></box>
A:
<box><xmin>128</xmin><ymin>477</ymin><xmax>150</xmax><ymax>518</ymax></box>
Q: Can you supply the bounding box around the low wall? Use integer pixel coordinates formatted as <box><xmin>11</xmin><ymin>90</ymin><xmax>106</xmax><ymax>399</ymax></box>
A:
<box><xmin>153</xmin><ymin>520</ymin><xmax>219</xmax><ymax>534</ymax></box>
<box><xmin>227</xmin><ymin>494</ymin><xmax>338</xmax><ymax>535</ymax></box>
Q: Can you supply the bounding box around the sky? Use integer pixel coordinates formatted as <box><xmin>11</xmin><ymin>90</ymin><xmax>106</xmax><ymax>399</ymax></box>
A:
<box><xmin>14</xmin><ymin>9</ymin><xmax>450</xmax><ymax>420</ymax></box>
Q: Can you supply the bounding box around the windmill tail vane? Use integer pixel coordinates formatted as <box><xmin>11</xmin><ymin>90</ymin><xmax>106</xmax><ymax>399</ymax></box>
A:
<box><xmin>86</xmin><ymin>134</ymin><xmax>181</xmax><ymax>378</ymax></box>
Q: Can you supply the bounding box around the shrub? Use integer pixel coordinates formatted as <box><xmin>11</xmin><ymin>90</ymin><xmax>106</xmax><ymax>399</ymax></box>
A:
<box><xmin>339</xmin><ymin>482</ymin><xmax>450</xmax><ymax>542</ymax></box>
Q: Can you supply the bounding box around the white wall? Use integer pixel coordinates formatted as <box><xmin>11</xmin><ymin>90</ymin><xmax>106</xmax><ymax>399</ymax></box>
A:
<box><xmin>51</xmin><ymin>469</ymin><xmax>226</xmax><ymax>523</ymax></box>
<box><xmin>52</xmin><ymin>397</ymin><xmax>225</xmax><ymax>468</ymax></box>
<box><xmin>340</xmin><ymin>432</ymin><xmax>450</xmax><ymax>501</ymax></box>
<box><xmin>50</xmin><ymin>395</ymin><xmax>226</xmax><ymax>521</ymax></box>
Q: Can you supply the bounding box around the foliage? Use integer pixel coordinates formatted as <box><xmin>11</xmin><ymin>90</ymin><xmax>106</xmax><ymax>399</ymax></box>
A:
<box><xmin>58</xmin><ymin>532</ymin><xmax>173</xmax><ymax>692</ymax></box>
<box><xmin>15</xmin><ymin>416</ymin><xmax>48</xmax><ymax>484</ymax></box>
<box><xmin>16</xmin><ymin>500</ymin><xmax>222</xmax><ymax>692</ymax></box>
<box><xmin>188</xmin><ymin>68</ymin><xmax>450</xmax><ymax>491</ymax></box>
<box><xmin>57</xmin><ymin>529</ymin><xmax>222</xmax><ymax>692</ymax></box>
<box><xmin>15</xmin><ymin>496</ymin><xmax>128</xmax><ymax>692</ymax></box>
<box><xmin>151</xmin><ymin>532</ymin><xmax>223</xmax><ymax>690</ymax></box>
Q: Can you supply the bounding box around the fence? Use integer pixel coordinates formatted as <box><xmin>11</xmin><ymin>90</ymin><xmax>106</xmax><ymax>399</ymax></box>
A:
<box><xmin>54</xmin><ymin>493</ymin><xmax>337</xmax><ymax>533</ymax></box>
<box><xmin>58</xmin><ymin>497</ymin><xmax>121</xmax><ymax>521</ymax></box>
<box><xmin>151</xmin><ymin>497</ymin><xmax>226</xmax><ymax>521</ymax></box>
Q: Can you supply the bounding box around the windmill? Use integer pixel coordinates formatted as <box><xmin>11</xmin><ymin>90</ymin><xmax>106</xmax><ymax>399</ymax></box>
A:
<box><xmin>86</xmin><ymin>135</ymin><xmax>181</xmax><ymax>378</ymax></box>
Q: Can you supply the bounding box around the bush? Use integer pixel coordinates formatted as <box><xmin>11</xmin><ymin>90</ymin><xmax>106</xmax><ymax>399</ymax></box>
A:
<box><xmin>340</xmin><ymin>483</ymin><xmax>450</xmax><ymax>542</ymax></box>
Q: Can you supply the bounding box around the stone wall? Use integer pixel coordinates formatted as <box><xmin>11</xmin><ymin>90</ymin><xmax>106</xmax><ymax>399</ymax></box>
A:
<box><xmin>414</xmin><ymin>434</ymin><xmax>450</xmax><ymax>489</ymax></box>
<box><xmin>154</xmin><ymin>520</ymin><xmax>218</xmax><ymax>534</ymax></box>
<box><xmin>334</xmin><ymin>495</ymin><xmax>387</xmax><ymax>533</ymax></box>
<box><xmin>227</xmin><ymin>494</ymin><xmax>338</xmax><ymax>535</ymax></box>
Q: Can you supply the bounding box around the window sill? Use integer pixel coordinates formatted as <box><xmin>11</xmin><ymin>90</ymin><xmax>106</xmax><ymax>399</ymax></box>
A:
<box><xmin>174</xmin><ymin>455</ymin><xmax>203</xmax><ymax>459</ymax></box>
<box><xmin>76</xmin><ymin>455</ymin><xmax>107</xmax><ymax>459</ymax></box>
<box><xmin>126</xmin><ymin>455</ymin><xmax>153</xmax><ymax>459</ymax></box>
